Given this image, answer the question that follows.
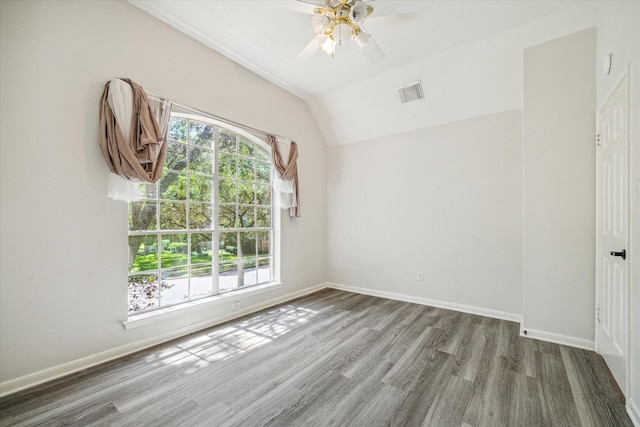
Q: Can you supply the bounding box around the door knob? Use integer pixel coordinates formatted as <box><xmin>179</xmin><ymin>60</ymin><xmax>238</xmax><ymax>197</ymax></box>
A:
<box><xmin>610</xmin><ymin>249</ymin><xmax>626</xmax><ymax>260</ymax></box>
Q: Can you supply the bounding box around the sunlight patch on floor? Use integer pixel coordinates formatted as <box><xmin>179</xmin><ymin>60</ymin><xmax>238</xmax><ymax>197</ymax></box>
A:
<box><xmin>152</xmin><ymin>303</ymin><xmax>319</xmax><ymax>371</ymax></box>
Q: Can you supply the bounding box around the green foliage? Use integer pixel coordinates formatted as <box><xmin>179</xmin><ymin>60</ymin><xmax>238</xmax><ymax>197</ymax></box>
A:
<box><xmin>219</xmin><ymin>129</ymin><xmax>236</xmax><ymax>153</ymax></box>
<box><xmin>189</xmin><ymin>121</ymin><xmax>213</xmax><ymax>148</ymax></box>
<box><xmin>168</xmin><ymin>242</ymin><xmax>188</xmax><ymax>253</ymax></box>
<box><xmin>169</xmin><ymin>118</ymin><xmax>187</xmax><ymax>142</ymax></box>
<box><xmin>130</xmin><ymin>251</ymin><xmax>214</xmax><ymax>272</ymax></box>
<box><xmin>128</xmin><ymin>274</ymin><xmax>173</xmax><ymax>312</ymax></box>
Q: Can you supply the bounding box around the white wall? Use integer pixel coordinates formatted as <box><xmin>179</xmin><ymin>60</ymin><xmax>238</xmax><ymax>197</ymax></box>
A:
<box><xmin>0</xmin><ymin>0</ymin><xmax>326</xmax><ymax>392</ymax></box>
<box><xmin>521</xmin><ymin>29</ymin><xmax>597</xmax><ymax>348</ymax></box>
<box><xmin>596</xmin><ymin>1</ymin><xmax>640</xmax><ymax>421</ymax></box>
<box><xmin>327</xmin><ymin>110</ymin><xmax>523</xmax><ymax>319</ymax></box>
<box><xmin>308</xmin><ymin>3</ymin><xmax>597</xmax><ymax>146</ymax></box>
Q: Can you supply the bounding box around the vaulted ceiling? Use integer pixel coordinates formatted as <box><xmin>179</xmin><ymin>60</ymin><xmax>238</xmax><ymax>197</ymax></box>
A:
<box><xmin>128</xmin><ymin>0</ymin><xmax>593</xmax><ymax>145</ymax></box>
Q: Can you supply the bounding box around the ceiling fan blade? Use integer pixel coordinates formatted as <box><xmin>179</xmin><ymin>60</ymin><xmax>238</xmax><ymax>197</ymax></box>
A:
<box><xmin>296</xmin><ymin>34</ymin><xmax>327</xmax><ymax>61</ymax></box>
<box><xmin>361</xmin><ymin>35</ymin><xmax>385</xmax><ymax>63</ymax></box>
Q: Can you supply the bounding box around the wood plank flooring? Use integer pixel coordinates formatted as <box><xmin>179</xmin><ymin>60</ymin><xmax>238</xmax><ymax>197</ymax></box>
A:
<box><xmin>0</xmin><ymin>289</ymin><xmax>632</xmax><ymax>426</ymax></box>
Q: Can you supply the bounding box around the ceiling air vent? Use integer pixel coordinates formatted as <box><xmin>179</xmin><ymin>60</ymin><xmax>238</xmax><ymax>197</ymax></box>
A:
<box><xmin>398</xmin><ymin>81</ymin><xmax>424</xmax><ymax>104</ymax></box>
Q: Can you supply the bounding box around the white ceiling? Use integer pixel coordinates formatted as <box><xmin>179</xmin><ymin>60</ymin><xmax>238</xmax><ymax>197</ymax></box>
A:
<box><xmin>128</xmin><ymin>0</ymin><xmax>594</xmax><ymax>146</ymax></box>
<box><xmin>128</xmin><ymin>0</ymin><xmax>586</xmax><ymax>100</ymax></box>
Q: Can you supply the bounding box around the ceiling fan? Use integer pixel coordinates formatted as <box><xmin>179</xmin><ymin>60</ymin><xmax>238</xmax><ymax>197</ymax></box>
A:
<box><xmin>295</xmin><ymin>0</ymin><xmax>385</xmax><ymax>63</ymax></box>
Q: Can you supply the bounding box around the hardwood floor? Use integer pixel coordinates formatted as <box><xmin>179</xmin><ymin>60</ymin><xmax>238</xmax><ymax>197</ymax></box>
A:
<box><xmin>0</xmin><ymin>289</ymin><xmax>632</xmax><ymax>426</ymax></box>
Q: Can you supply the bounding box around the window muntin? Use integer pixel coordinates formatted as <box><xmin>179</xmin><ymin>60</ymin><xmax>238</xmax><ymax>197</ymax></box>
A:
<box><xmin>127</xmin><ymin>115</ymin><xmax>273</xmax><ymax>313</ymax></box>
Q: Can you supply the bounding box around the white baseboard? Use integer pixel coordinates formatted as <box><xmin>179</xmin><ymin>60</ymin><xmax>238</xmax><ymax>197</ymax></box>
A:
<box><xmin>0</xmin><ymin>282</ymin><xmax>328</xmax><ymax>398</ymax></box>
<box><xmin>628</xmin><ymin>398</ymin><xmax>640</xmax><ymax>427</ymax></box>
<box><xmin>326</xmin><ymin>282</ymin><xmax>523</xmax><ymax>323</ymax></box>
<box><xmin>518</xmin><ymin>325</ymin><xmax>595</xmax><ymax>351</ymax></box>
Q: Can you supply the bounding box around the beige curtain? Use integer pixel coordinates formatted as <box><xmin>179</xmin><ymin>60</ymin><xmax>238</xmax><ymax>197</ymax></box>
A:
<box><xmin>147</xmin><ymin>95</ymin><xmax>173</xmax><ymax>176</ymax></box>
<box><xmin>99</xmin><ymin>78</ymin><xmax>168</xmax><ymax>184</ymax></box>
<box><xmin>268</xmin><ymin>135</ymin><xmax>300</xmax><ymax>218</ymax></box>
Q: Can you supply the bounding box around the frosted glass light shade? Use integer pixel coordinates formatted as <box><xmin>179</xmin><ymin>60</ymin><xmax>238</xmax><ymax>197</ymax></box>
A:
<box><xmin>333</xmin><ymin>23</ymin><xmax>353</xmax><ymax>45</ymax></box>
<box><xmin>321</xmin><ymin>37</ymin><xmax>336</xmax><ymax>55</ymax></box>
<box><xmin>312</xmin><ymin>14</ymin><xmax>329</xmax><ymax>34</ymax></box>
<box><xmin>353</xmin><ymin>30</ymin><xmax>370</xmax><ymax>49</ymax></box>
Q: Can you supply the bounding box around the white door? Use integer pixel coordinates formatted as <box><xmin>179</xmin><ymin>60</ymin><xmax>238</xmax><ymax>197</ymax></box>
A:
<box><xmin>596</xmin><ymin>75</ymin><xmax>629</xmax><ymax>396</ymax></box>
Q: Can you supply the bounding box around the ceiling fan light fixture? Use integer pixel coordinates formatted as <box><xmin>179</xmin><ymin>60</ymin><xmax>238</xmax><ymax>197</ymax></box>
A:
<box><xmin>349</xmin><ymin>2</ymin><xmax>368</xmax><ymax>25</ymax></box>
<box><xmin>353</xmin><ymin>29</ymin><xmax>370</xmax><ymax>49</ymax></box>
<box><xmin>333</xmin><ymin>22</ymin><xmax>353</xmax><ymax>45</ymax></box>
<box><xmin>312</xmin><ymin>14</ymin><xmax>329</xmax><ymax>34</ymax></box>
<box><xmin>321</xmin><ymin>36</ymin><xmax>336</xmax><ymax>56</ymax></box>
<box><xmin>298</xmin><ymin>0</ymin><xmax>384</xmax><ymax>63</ymax></box>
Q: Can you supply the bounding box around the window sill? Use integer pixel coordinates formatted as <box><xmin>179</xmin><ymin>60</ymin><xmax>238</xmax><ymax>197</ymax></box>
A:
<box><xmin>123</xmin><ymin>282</ymin><xmax>283</xmax><ymax>330</ymax></box>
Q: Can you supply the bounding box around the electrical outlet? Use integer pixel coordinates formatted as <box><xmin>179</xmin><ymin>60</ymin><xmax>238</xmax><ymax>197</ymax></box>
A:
<box><xmin>417</xmin><ymin>272</ymin><xmax>424</xmax><ymax>281</ymax></box>
<box><xmin>231</xmin><ymin>301</ymin><xmax>240</xmax><ymax>309</ymax></box>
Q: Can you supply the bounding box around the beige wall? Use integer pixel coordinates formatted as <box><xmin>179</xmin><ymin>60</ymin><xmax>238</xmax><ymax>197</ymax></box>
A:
<box><xmin>522</xmin><ymin>28</ymin><xmax>597</xmax><ymax>346</ymax></box>
<box><xmin>0</xmin><ymin>0</ymin><xmax>326</xmax><ymax>391</ymax></box>
<box><xmin>327</xmin><ymin>110</ymin><xmax>524</xmax><ymax>319</ymax></box>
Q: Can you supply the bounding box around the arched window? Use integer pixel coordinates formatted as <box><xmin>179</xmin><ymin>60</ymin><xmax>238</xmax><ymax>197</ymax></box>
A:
<box><xmin>127</xmin><ymin>113</ymin><xmax>274</xmax><ymax>313</ymax></box>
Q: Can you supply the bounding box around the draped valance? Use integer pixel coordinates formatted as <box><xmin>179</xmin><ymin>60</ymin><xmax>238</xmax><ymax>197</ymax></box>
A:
<box><xmin>99</xmin><ymin>78</ymin><xmax>172</xmax><ymax>201</ymax></box>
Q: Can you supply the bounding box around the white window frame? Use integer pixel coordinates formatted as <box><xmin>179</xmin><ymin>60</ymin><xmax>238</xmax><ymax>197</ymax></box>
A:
<box><xmin>126</xmin><ymin>110</ymin><xmax>281</xmax><ymax>321</ymax></box>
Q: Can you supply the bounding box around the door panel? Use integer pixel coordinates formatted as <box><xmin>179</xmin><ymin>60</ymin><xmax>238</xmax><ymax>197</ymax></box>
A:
<box><xmin>597</xmin><ymin>76</ymin><xmax>629</xmax><ymax>396</ymax></box>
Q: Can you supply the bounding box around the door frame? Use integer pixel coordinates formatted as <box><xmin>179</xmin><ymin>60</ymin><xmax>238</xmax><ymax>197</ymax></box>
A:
<box><xmin>594</xmin><ymin>63</ymin><xmax>631</xmax><ymax>398</ymax></box>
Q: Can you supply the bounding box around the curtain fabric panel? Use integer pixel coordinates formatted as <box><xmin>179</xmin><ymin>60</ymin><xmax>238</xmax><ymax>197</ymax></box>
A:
<box><xmin>269</xmin><ymin>135</ymin><xmax>300</xmax><ymax>218</ymax></box>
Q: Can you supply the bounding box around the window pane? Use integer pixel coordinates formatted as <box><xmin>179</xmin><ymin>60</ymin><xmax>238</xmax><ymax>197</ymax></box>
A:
<box><xmin>189</xmin><ymin>203</ymin><xmax>213</xmax><ymax>230</ymax></box>
<box><xmin>256</xmin><ymin>184</ymin><xmax>271</xmax><ymax>205</ymax></box>
<box><xmin>189</xmin><ymin>175</ymin><xmax>213</xmax><ymax>202</ymax></box>
<box><xmin>238</xmin><ymin>182</ymin><xmax>255</xmax><ymax>204</ymax></box>
<box><xmin>129</xmin><ymin>201</ymin><xmax>157</xmax><ymax>231</ymax></box>
<box><xmin>160</xmin><ymin>234</ymin><xmax>188</xmax><ymax>268</ymax></box>
<box><xmin>191</xmin><ymin>233</ymin><xmax>213</xmax><ymax>264</ymax></box>
<box><xmin>256</xmin><ymin>208</ymin><xmax>271</xmax><ymax>228</ymax></box>
<box><xmin>239</xmin><ymin>232</ymin><xmax>256</xmax><ymax>257</ymax></box>
<box><xmin>160</xmin><ymin>172</ymin><xmax>187</xmax><ymax>201</ymax></box>
<box><xmin>219</xmin><ymin>179</ymin><xmax>236</xmax><ymax>204</ymax></box>
<box><xmin>189</xmin><ymin>121</ymin><xmax>214</xmax><ymax>149</ymax></box>
<box><xmin>255</xmin><ymin>161</ymin><xmax>270</xmax><ymax>183</ymax></box>
<box><xmin>189</xmin><ymin>147</ymin><xmax>213</xmax><ymax>176</ymax></box>
<box><xmin>169</xmin><ymin>118</ymin><xmax>187</xmax><ymax>143</ymax></box>
<box><xmin>238</xmin><ymin>158</ymin><xmax>254</xmax><ymax>181</ymax></box>
<box><xmin>128</xmin><ymin>273</ymin><xmax>160</xmax><ymax>312</ymax></box>
<box><xmin>160</xmin><ymin>202</ymin><xmax>186</xmax><ymax>230</ymax></box>
<box><xmin>128</xmin><ymin>114</ymin><xmax>274</xmax><ymax>313</ymax></box>
<box><xmin>243</xmin><ymin>258</ymin><xmax>257</xmax><ymax>287</ymax></box>
<box><xmin>219</xmin><ymin>154</ymin><xmax>236</xmax><ymax>179</ymax></box>
<box><xmin>238</xmin><ymin>206</ymin><xmax>255</xmax><ymax>228</ymax></box>
<box><xmin>164</xmin><ymin>141</ymin><xmax>187</xmax><ymax>172</ymax></box>
<box><xmin>255</xmin><ymin>147</ymin><xmax>270</xmax><ymax>162</ymax></box>
<box><xmin>218</xmin><ymin>204</ymin><xmax>236</xmax><ymax>229</ymax></box>
<box><xmin>219</xmin><ymin>232</ymin><xmax>238</xmax><ymax>261</ymax></box>
<box><xmin>190</xmin><ymin>266</ymin><xmax>213</xmax><ymax>298</ymax></box>
<box><xmin>161</xmin><ymin>269</ymin><xmax>189</xmax><ymax>306</ymax></box>
<box><xmin>257</xmin><ymin>258</ymin><xmax>272</xmax><ymax>284</ymax></box>
<box><xmin>129</xmin><ymin>235</ymin><xmax>158</xmax><ymax>272</ymax></box>
<box><xmin>219</xmin><ymin>262</ymin><xmax>238</xmax><ymax>293</ymax></box>
<box><xmin>219</xmin><ymin>130</ymin><xmax>236</xmax><ymax>154</ymax></box>
<box><xmin>257</xmin><ymin>231</ymin><xmax>270</xmax><ymax>256</ymax></box>
<box><xmin>238</xmin><ymin>137</ymin><xmax>255</xmax><ymax>158</ymax></box>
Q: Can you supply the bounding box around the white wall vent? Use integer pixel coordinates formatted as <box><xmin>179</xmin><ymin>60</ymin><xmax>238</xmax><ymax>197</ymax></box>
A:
<box><xmin>398</xmin><ymin>81</ymin><xmax>424</xmax><ymax>104</ymax></box>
